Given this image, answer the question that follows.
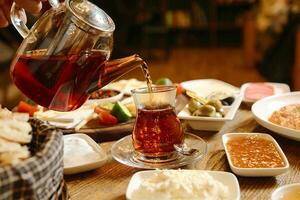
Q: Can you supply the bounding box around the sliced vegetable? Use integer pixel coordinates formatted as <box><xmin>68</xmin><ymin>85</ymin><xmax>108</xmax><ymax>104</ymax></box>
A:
<box><xmin>125</xmin><ymin>103</ymin><xmax>136</xmax><ymax>117</ymax></box>
<box><xmin>26</xmin><ymin>99</ymin><xmax>37</xmax><ymax>106</ymax></box>
<box><xmin>175</xmin><ymin>83</ymin><xmax>184</xmax><ymax>96</ymax></box>
<box><xmin>111</xmin><ymin>101</ymin><xmax>132</xmax><ymax>122</ymax></box>
<box><xmin>94</xmin><ymin>107</ymin><xmax>118</xmax><ymax>125</ymax></box>
<box><xmin>17</xmin><ymin>101</ymin><xmax>38</xmax><ymax>116</ymax></box>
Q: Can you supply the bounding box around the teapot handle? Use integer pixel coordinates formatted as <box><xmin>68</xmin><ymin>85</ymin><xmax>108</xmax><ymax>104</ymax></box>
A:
<box><xmin>10</xmin><ymin>0</ymin><xmax>60</xmax><ymax>38</ymax></box>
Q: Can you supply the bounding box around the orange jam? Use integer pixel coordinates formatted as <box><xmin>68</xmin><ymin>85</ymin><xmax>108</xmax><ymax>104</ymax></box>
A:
<box><xmin>226</xmin><ymin>136</ymin><xmax>285</xmax><ymax>168</ymax></box>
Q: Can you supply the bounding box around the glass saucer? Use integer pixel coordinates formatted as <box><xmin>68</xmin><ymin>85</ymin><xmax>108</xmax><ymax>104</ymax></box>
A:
<box><xmin>111</xmin><ymin>132</ymin><xmax>207</xmax><ymax>169</ymax></box>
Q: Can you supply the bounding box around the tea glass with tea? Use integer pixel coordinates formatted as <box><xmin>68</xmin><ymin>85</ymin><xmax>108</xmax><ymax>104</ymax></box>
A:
<box><xmin>131</xmin><ymin>85</ymin><xmax>184</xmax><ymax>162</ymax></box>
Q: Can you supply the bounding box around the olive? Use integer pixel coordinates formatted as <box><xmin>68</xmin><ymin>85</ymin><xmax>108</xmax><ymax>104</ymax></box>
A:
<box><xmin>221</xmin><ymin>101</ymin><xmax>229</xmax><ymax>106</ymax></box>
<box><xmin>192</xmin><ymin>105</ymin><xmax>216</xmax><ymax>117</ymax></box>
<box><xmin>215</xmin><ymin>112</ymin><xmax>223</xmax><ymax>118</ymax></box>
<box><xmin>188</xmin><ymin>99</ymin><xmax>202</xmax><ymax>113</ymax></box>
<box><xmin>219</xmin><ymin>108</ymin><xmax>225</xmax><ymax>116</ymax></box>
<box><xmin>221</xmin><ymin>96</ymin><xmax>235</xmax><ymax>106</ymax></box>
<box><xmin>206</xmin><ymin>99</ymin><xmax>223</xmax><ymax>112</ymax></box>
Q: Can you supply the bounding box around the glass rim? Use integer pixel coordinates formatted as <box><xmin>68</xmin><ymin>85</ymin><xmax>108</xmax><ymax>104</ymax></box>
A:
<box><xmin>131</xmin><ymin>85</ymin><xmax>176</xmax><ymax>94</ymax></box>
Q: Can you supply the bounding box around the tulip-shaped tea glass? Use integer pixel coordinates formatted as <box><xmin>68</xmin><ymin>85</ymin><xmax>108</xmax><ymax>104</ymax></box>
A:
<box><xmin>131</xmin><ymin>85</ymin><xmax>184</xmax><ymax>162</ymax></box>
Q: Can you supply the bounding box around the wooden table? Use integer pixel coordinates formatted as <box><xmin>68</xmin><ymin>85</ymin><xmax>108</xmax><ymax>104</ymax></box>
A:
<box><xmin>65</xmin><ymin>106</ymin><xmax>300</xmax><ymax>200</ymax></box>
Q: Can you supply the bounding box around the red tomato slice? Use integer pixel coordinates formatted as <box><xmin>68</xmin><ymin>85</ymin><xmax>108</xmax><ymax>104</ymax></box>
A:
<box><xmin>94</xmin><ymin>107</ymin><xmax>118</xmax><ymax>125</ymax></box>
<box><xmin>176</xmin><ymin>83</ymin><xmax>184</xmax><ymax>96</ymax></box>
<box><xmin>17</xmin><ymin>101</ymin><xmax>38</xmax><ymax>116</ymax></box>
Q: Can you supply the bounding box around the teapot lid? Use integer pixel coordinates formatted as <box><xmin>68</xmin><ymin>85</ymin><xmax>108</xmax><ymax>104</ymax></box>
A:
<box><xmin>66</xmin><ymin>0</ymin><xmax>115</xmax><ymax>32</ymax></box>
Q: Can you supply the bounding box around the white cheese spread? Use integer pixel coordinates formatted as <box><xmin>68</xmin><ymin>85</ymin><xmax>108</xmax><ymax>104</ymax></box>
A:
<box><xmin>63</xmin><ymin>136</ymin><xmax>102</xmax><ymax>168</ymax></box>
<box><xmin>131</xmin><ymin>170</ymin><xmax>229</xmax><ymax>200</ymax></box>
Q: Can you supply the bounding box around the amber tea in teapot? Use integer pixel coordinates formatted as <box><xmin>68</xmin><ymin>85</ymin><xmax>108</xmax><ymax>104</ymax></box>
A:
<box><xmin>12</xmin><ymin>49</ymin><xmax>109</xmax><ymax>111</ymax></box>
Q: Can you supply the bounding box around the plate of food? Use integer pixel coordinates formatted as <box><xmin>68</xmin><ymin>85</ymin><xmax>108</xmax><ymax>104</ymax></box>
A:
<box><xmin>241</xmin><ymin>82</ymin><xmax>290</xmax><ymax>105</ymax></box>
<box><xmin>11</xmin><ymin>98</ymin><xmax>133</xmax><ymax>142</ymax></box>
<box><xmin>126</xmin><ymin>170</ymin><xmax>240</xmax><ymax>200</ymax></box>
<box><xmin>252</xmin><ymin>92</ymin><xmax>300</xmax><ymax>141</ymax></box>
<box><xmin>32</xmin><ymin>100</ymin><xmax>136</xmax><ymax>139</ymax></box>
<box><xmin>16</xmin><ymin>79</ymin><xmax>150</xmax><ymax>135</ymax></box>
<box><xmin>16</xmin><ymin>77</ymin><xmax>188</xmax><ymax>140</ymax></box>
<box><xmin>15</xmin><ymin>84</ymin><xmax>135</xmax><ymax>139</ymax></box>
<box><xmin>178</xmin><ymin>79</ymin><xmax>242</xmax><ymax>131</ymax></box>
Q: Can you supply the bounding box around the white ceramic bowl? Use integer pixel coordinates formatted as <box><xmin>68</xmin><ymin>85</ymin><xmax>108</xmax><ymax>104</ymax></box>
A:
<box><xmin>241</xmin><ymin>82</ymin><xmax>290</xmax><ymax>105</ymax></box>
<box><xmin>63</xmin><ymin>134</ymin><xmax>107</xmax><ymax>175</ymax></box>
<box><xmin>252</xmin><ymin>92</ymin><xmax>300</xmax><ymax>141</ymax></box>
<box><xmin>86</xmin><ymin>89</ymin><xmax>123</xmax><ymax>105</ymax></box>
<box><xmin>178</xmin><ymin>79</ymin><xmax>242</xmax><ymax>131</ymax></box>
<box><xmin>271</xmin><ymin>183</ymin><xmax>300</xmax><ymax>200</ymax></box>
<box><xmin>178</xmin><ymin>93</ymin><xmax>242</xmax><ymax>131</ymax></box>
<box><xmin>222</xmin><ymin>133</ymin><xmax>289</xmax><ymax>177</ymax></box>
<box><xmin>126</xmin><ymin>170</ymin><xmax>240</xmax><ymax>200</ymax></box>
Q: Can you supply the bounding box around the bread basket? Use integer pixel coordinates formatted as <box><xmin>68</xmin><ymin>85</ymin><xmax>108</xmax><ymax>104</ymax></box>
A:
<box><xmin>0</xmin><ymin>119</ymin><xmax>67</xmax><ymax>200</ymax></box>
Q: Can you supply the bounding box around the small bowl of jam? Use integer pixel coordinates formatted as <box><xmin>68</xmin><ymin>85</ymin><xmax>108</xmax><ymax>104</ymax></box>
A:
<box><xmin>86</xmin><ymin>89</ymin><xmax>123</xmax><ymax>104</ymax></box>
<box><xmin>222</xmin><ymin>133</ymin><xmax>289</xmax><ymax>177</ymax></box>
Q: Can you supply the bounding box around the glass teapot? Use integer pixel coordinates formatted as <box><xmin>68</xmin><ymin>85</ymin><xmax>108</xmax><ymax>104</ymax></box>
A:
<box><xmin>10</xmin><ymin>0</ymin><xmax>144</xmax><ymax>111</ymax></box>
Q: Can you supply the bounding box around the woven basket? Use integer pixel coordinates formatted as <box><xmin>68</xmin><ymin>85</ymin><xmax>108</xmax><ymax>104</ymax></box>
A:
<box><xmin>0</xmin><ymin>119</ymin><xmax>67</xmax><ymax>200</ymax></box>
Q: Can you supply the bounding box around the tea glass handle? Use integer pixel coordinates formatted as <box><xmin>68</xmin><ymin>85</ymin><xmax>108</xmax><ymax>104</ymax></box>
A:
<box><xmin>10</xmin><ymin>0</ymin><xmax>60</xmax><ymax>38</ymax></box>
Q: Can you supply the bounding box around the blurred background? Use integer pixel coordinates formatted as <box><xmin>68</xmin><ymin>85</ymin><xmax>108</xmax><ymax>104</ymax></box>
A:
<box><xmin>0</xmin><ymin>0</ymin><xmax>300</xmax><ymax>108</ymax></box>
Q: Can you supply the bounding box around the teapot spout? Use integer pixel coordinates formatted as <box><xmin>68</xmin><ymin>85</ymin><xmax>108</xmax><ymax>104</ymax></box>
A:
<box><xmin>88</xmin><ymin>54</ymin><xmax>145</xmax><ymax>93</ymax></box>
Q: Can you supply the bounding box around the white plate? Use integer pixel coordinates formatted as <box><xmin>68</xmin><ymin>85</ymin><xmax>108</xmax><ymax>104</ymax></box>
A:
<box><xmin>63</xmin><ymin>134</ymin><xmax>107</xmax><ymax>175</ymax></box>
<box><xmin>252</xmin><ymin>92</ymin><xmax>300</xmax><ymax>141</ymax></box>
<box><xmin>126</xmin><ymin>170</ymin><xmax>240</xmax><ymax>200</ymax></box>
<box><xmin>181</xmin><ymin>79</ymin><xmax>240</xmax><ymax>98</ymax></box>
<box><xmin>271</xmin><ymin>183</ymin><xmax>300</xmax><ymax>200</ymax></box>
<box><xmin>222</xmin><ymin>133</ymin><xmax>289</xmax><ymax>177</ymax></box>
<box><xmin>178</xmin><ymin>93</ymin><xmax>242</xmax><ymax>131</ymax></box>
<box><xmin>241</xmin><ymin>82</ymin><xmax>290</xmax><ymax>104</ymax></box>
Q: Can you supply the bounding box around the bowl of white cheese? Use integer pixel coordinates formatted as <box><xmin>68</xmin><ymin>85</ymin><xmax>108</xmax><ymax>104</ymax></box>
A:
<box><xmin>63</xmin><ymin>133</ymin><xmax>107</xmax><ymax>175</ymax></box>
<box><xmin>126</xmin><ymin>170</ymin><xmax>240</xmax><ymax>200</ymax></box>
